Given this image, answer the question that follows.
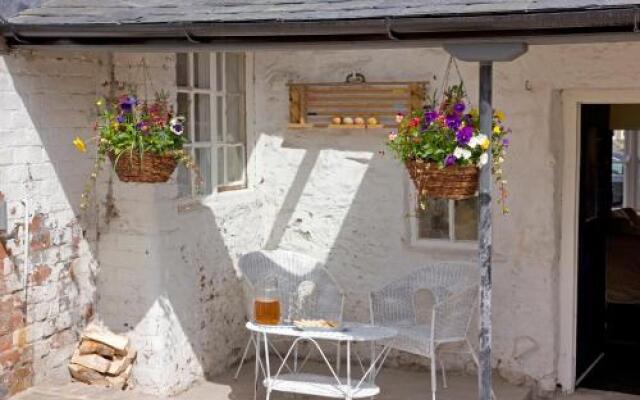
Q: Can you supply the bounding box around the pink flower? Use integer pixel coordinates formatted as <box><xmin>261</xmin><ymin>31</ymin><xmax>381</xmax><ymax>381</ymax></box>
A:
<box><xmin>395</xmin><ymin>113</ymin><xmax>404</xmax><ymax>124</ymax></box>
<box><xmin>388</xmin><ymin>132</ymin><xmax>397</xmax><ymax>141</ymax></box>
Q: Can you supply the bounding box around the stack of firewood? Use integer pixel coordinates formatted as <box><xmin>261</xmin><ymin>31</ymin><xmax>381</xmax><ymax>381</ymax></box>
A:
<box><xmin>68</xmin><ymin>323</ymin><xmax>136</xmax><ymax>390</ymax></box>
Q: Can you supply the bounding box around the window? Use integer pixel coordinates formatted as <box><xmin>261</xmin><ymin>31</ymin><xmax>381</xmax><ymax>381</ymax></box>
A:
<box><xmin>176</xmin><ymin>52</ymin><xmax>247</xmax><ymax>196</ymax></box>
<box><xmin>413</xmin><ymin>197</ymin><xmax>478</xmax><ymax>242</ymax></box>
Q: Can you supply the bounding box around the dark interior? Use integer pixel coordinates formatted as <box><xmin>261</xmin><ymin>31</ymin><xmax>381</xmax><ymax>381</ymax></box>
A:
<box><xmin>577</xmin><ymin>104</ymin><xmax>640</xmax><ymax>395</ymax></box>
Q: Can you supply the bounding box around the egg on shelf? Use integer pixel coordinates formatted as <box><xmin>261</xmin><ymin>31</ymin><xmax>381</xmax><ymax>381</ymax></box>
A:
<box><xmin>354</xmin><ymin>117</ymin><xmax>365</xmax><ymax>125</ymax></box>
<box><xmin>342</xmin><ymin>117</ymin><xmax>354</xmax><ymax>125</ymax></box>
<box><xmin>367</xmin><ymin>117</ymin><xmax>378</xmax><ymax>126</ymax></box>
<box><xmin>331</xmin><ymin>116</ymin><xmax>342</xmax><ymax>125</ymax></box>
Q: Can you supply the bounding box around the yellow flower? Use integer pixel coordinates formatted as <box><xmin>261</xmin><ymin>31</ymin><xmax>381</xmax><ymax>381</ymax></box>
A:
<box><xmin>480</xmin><ymin>136</ymin><xmax>490</xmax><ymax>150</ymax></box>
<box><xmin>469</xmin><ymin>108</ymin><xmax>479</xmax><ymax>118</ymax></box>
<box><xmin>111</xmin><ymin>122</ymin><xmax>119</xmax><ymax>130</ymax></box>
<box><xmin>495</xmin><ymin>110</ymin><xmax>505</xmax><ymax>121</ymax></box>
<box><xmin>493</xmin><ymin>125</ymin><xmax>501</xmax><ymax>134</ymax></box>
<box><xmin>95</xmin><ymin>98</ymin><xmax>104</xmax><ymax>107</ymax></box>
<box><xmin>73</xmin><ymin>137</ymin><xmax>87</xmax><ymax>153</ymax></box>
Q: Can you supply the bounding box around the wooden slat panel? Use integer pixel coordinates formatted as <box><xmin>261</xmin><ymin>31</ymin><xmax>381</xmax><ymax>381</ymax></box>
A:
<box><xmin>288</xmin><ymin>81</ymin><xmax>427</xmax><ymax>128</ymax></box>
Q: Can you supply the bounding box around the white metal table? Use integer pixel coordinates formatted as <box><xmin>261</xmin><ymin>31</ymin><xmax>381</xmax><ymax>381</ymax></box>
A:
<box><xmin>247</xmin><ymin>321</ymin><xmax>397</xmax><ymax>400</ymax></box>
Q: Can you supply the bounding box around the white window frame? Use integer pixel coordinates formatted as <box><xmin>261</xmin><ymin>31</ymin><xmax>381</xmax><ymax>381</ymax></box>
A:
<box><xmin>176</xmin><ymin>52</ymin><xmax>253</xmax><ymax>198</ymax></box>
<box><xmin>407</xmin><ymin>185</ymin><xmax>478</xmax><ymax>251</ymax></box>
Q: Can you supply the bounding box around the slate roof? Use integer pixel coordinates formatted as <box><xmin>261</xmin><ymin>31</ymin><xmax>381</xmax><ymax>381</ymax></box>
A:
<box><xmin>7</xmin><ymin>0</ymin><xmax>640</xmax><ymax>25</ymax></box>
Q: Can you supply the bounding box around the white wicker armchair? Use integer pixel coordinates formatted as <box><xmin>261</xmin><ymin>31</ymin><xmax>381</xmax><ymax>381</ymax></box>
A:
<box><xmin>236</xmin><ymin>250</ymin><xmax>345</xmax><ymax>380</ymax></box>
<box><xmin>370</xmin><ymin>262</ymin><xmax>481</xmax><ymax>400</ymax></box>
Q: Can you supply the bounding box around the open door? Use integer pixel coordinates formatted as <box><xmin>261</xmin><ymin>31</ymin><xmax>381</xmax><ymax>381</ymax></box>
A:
<box><xmin>576</xmin><ymin>104</ymin><xmax>611</xmax><ymax>383</ymax></box>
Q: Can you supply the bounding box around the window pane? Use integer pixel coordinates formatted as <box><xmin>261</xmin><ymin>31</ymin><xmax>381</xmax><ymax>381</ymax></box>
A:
<box><xmin>226</xmin><ymin>95</ymin><xmax>245</xmax><ymax>143</ymax></box>
<box><xmin>177</xmin><ymin>162</ymin><xmax>191</xmax><ymax>197</ymax></box>
<box><xmin>227</xmin><ymin>145</ymin><xmax>245</xmax><ymax>183</ymax></box>
<box><xmin>194</xmin><ymin>94</ymin><xmax>211</xmax><ymax>142</ymax></box>
<box><xmin>216</xmin><ymin>96</ymin><xmax>224</xmax><ymax>142</ymax></box>
<box><xmin>216</xmin><ymin>53</ymin><xmax>223</xmax><ymax>92</ymax></box>
<box><xmin>195</xmin><ymin>148</ymin><xmax>213</xmax><ymax>195</ymax></box>
<box><xmin>217</xmin><ymin>147</ymin><xmax>225</xmax><ymax>185</ymax></box>
<box><xmin>176</xmin><ymin>53</ymin><xmax>188</xmax><ymax>87</ymax></box>
<box><xmin>225</xmin><ymin>53</ymin><xmax>245</xmax><ymax>93</ymax></box>
<box><xmin>454</xmin><ymin>197</ymin><xmax>478</xmax><ymax>241</ymax></box>
<box><xmin>177</xmin><ymin>92</ymin><xmax>190</xmax><ymax>138</ymax></box>
<box><xmin>417</xmin><ymin>198</ymin><xmax>449</xmax><ymax>239</ymax></box>
<box><xmin>194</xmin><ymin>53</ymin><xmax>210</xmax><ymax>89</ymax></box>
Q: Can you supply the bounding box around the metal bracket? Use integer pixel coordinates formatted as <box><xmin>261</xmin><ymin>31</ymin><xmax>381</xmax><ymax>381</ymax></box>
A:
<box><xmin>444</xmin><ymin>42</ymin><xmax>528</xmax><ymax>63</ymax></box>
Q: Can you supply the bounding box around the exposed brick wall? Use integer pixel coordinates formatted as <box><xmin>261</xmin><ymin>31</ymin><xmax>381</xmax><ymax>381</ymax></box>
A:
<box><xmin>0</xmin><ymin>51</ymin><xmax>107</xmax><ymax>398</ymax></box>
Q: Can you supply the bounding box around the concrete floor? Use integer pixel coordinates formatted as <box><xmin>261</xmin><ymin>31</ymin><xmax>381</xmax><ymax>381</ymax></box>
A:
<box><xmin>10</xmin><ymin>364</ymin><xmax>640</xmax><ymax>400</ymax></box>
<box><xmin>13</xmin><ymin>362</ymin><xmax>531</xmax><ymax>400</ymax></box>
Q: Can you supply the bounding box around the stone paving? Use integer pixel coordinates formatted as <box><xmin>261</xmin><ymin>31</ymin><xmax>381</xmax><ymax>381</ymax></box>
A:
<box><xmin>10</xmin><ymin>364</ymin><xmax>640</xmax><ymax>400</ymax></box>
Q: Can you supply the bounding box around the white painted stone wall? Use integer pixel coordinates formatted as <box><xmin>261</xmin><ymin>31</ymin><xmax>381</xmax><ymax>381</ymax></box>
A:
<box><xmin>0</xmin><ymin>50</ymin><xmax>106</xmax><ymax>397</ymax></box>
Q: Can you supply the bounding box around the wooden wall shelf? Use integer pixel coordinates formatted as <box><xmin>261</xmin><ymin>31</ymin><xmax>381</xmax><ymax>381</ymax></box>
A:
<box><xmin>288</xmin><ymin>80</ymin><xmax>427</xmax><ymax>129</ymax></box>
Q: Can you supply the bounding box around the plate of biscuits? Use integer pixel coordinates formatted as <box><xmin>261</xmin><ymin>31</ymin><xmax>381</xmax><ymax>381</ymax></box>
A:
<box><xmin>293</xmin><ymin>319</ymin><xmax>344</xmax><ymax>332</ymax></box>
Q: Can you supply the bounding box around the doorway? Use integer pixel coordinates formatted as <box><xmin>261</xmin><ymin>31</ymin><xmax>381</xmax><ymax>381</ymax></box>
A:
<box><xmin>576</xmin><ymin>104</ymin><xmax>640</xmax><ymax>395</ymax></box>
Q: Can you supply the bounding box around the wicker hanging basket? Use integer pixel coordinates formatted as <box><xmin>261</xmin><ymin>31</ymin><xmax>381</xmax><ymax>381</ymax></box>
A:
<box><xmin>109</xmin><ymin>151</ymin><xmax>178</xmax><ymax>183</ymax></box>
<box><xmin>405</xmin><ymin>159</ymin><xmax>478</xmax><ymax>200</ymax></box>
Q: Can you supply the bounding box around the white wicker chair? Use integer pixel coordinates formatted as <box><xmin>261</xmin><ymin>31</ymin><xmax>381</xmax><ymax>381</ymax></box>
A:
<box><xmin>235</xmin><ymin>250</ymin><xmax>345</xmax><ymax>380</ymax></box>
<box><xmin>370</xmin><ymin>262</ymin><xmax>483</xmax><ymax>400</ymax></box>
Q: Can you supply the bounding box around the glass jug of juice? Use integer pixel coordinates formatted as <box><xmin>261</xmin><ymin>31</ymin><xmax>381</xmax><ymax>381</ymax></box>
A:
<box><xmin>254</xmin><ymin>275</ymin><xmax>281</xmax><ymax>325</ymax></box>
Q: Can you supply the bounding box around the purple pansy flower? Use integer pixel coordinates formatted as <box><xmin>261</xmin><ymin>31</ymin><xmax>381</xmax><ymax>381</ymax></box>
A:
<box><xmin>116</xmin><ymin>114</ymin><xmax>125</xmax><ymax>123</ymax></box>
<box><xmin>445</xmin><ymin>115</ymin><xmax>461</xmax><ymax>130</ymax></box>
<box><xmin>456</xmin><ymin>126</ymin><xmax>473</xmax><ymax>145</ymax></box>
<box><xmin>444</xmin><ymin>154</ymin><xmax>457</xmax><ymax>167</ymax></box>
<box><xmin>424</xmin><ymin>110</ymin><xmax>439</xmax><ymax>125</ymax></box>
<box><xmin>119</xmin><ymin>96</ymin><xmax>137</xmax><ymax>113</ymax></box>
<box><xmin>136</xmin><ymin>121</ymin><xmax>150</xmax><ymax>135</ymax></box>
<box><xmin>502</xmin><ymin>138</ymin><xmax>510</xmax><ymax>148</ymax></box>
<box><xmin>453</xmin><ymin>102</ymin><xmax>465</xmax><ymax>114</ymax></box>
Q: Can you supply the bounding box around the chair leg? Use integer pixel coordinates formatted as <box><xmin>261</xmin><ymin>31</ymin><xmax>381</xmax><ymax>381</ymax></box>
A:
<box><xmin>430</xmin><ymin>352</ymin><xmax>437</xmax><ymax>400</ymax></box>
<box><xmin>466</xmin><ymin>339</ymin><xmax>497</xmax><ymax>400</ymax></box>
<box><xmin>235</xmin><ymin>335</ymin><xmax>254</xmax><ymax>380</ymax></box>
<box><xmin>439</xmin><ymin>356</ymin><xmax>448</xmax><ymax>389</ymax></box>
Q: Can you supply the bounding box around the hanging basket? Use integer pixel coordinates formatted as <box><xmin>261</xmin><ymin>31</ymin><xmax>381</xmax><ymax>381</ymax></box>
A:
<box><xmin>109</xmin><ymin>151</ymin><xmax>178</xmax><ymax>183</ymax></box>
<box><xmin>405</xmin><ymin>159</ymin><xmax>478</xmax><ymax>200</ymax></box>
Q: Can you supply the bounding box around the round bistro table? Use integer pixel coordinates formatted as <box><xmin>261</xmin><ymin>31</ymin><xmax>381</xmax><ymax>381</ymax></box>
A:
<box><xmin>246</xmin><ymin>321</ymin><xmax>397</xmax><ymax>400</ymax></box>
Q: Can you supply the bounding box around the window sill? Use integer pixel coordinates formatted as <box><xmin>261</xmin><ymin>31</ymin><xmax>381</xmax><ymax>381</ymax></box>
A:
<box><xmin>410</xmin><ymin>238</ymin><xmax>478</xmax><ymax>253</ymax></box>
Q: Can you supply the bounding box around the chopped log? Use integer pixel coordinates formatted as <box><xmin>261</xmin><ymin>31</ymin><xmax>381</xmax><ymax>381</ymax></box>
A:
<box><xmin>106</xmin><ymin>364</ymin><xmax>132</xmax><ymax>390</ymax></box>
<box><xmin>69</xmin><ymin>363</ymin><xmax>109</xmax><ymax>386</ymax></box>
<box><xmin>78</xmin><ymin>339</ymin><xmax>116</xmax><ymax>358</ymax></box>
<box><xmin>71</xmin><ymin>351</ymin><xmax>111</xmax><ymax>374</ymax></box>
<box><xmin>83</xmin><ymin>328</ymin><xmax>129</xmax><ymax>353</ymax></box>
<box><xmin>107</xmin><ymin>346</ymin><xmax>136</xmax><ymax>376</ymax></box>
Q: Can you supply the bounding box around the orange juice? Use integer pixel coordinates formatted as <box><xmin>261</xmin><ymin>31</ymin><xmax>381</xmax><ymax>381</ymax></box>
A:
<box><xmin>254</xmin><ymin>297</ymin><xmax>281</xmax><ymax>325</ymax></box>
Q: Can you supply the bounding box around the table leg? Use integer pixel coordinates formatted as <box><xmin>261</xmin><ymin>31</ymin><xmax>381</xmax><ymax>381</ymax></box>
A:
<box><xmin>294</xmin><ymin>341</ymin><xmax>298</xmax><ymax>373</ymax></box>
<box><xmin>254</xmin><ymin>333</ymin><xmax>260</xmax><ymax>400</ymax></box>
<box><xmin>263</xmin><ymin>333</ymin><xmax>271</xmax><ymax>400</ymax></box>
<box><xmin>346</xmin><ymin>341</ymin><xmax>352</xmax><ymax>400</ymax></box>
<box><xmin>336</xmin><ymin>341</ymin><xmax>341</xmax><ymax>375</ymax></box>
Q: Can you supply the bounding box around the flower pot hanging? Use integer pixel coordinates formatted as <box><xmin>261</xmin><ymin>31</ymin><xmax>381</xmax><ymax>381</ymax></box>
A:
<box><xmin>386</xmin><ymin>57</ymin><xmax>511</xmax><ymax>211</ymax></box>
<box><xmin>109</xmin><ymin>151</ymin><xmax>178</xmax><ymax>183</ymax></box>
<box><xmin>405</xmin><ymin>159</ymin><xmax>478</xmax><ymax>200</ymax></box>
<box><xmin>73</xmin><ymin>75</ymin><xmax>198</xmax><ymax>210</ymax></box>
